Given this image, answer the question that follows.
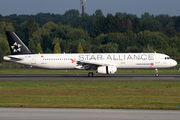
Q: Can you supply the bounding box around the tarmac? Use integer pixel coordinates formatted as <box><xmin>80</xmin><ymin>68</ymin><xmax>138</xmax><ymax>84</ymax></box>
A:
<box><xmin>0</xmin><ymin>108</ymin><xmax>179</xmax><ymax>120</ymax></box>
<box><xmin>0</xmin><ymin>74</ymin><xmax>180</xmax><ymax>81</ymax></box>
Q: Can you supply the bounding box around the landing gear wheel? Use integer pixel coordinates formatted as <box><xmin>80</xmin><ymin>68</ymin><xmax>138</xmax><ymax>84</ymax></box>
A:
<box><xmin>155</xmin><ymin>68</ymin><xmax>159</xmax><ymax>77</ymax></box>
<box><xmin>88</xmin><ymin>72</ymin><xmax>93</xmax><ymax>77</ymax></box>
<box><xmin>155</xmin><ymin>73</ymin><xmax>159</xmax><ymax>77</ymax></box>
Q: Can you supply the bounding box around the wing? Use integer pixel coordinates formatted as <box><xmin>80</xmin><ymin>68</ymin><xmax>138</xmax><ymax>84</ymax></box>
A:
<box><xmin>75</xmin><ymin>60</ymin><xmax>113</xmax><ymax>70</ymax></box>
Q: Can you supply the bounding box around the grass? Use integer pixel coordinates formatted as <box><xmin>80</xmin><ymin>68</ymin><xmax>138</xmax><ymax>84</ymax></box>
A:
<box><xmin>0</xmin><ymin>69</ymin><xmax>180</xmax><ymax>75</ymax></box>
<box><xmin>0</xmin><ymin>81</ymin><xmax>180</xmax><ymax>110</ymax></box>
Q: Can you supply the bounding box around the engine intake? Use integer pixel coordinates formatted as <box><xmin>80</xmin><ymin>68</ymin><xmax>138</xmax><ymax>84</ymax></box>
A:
<box><xmin>97</xmin><ymin>66</ymin><xmax>117</xmax><ymax>74</ymax></box>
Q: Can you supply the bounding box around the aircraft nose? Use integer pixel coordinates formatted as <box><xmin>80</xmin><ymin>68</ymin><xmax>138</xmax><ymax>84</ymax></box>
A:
<box><xmin>172</xmin><ymin>60</ymin><xmax>177</xmax><ymax>67</ymax></box>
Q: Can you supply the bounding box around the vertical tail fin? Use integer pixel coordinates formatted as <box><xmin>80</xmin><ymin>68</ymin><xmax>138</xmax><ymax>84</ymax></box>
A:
<box><xmin>6</xmin><ymin>31</ymin><xmax>32</xmax><ymax>55</ymax></box>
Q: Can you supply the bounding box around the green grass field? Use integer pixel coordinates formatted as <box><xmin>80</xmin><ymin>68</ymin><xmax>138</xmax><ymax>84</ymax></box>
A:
<box><xmin>0</xmin><ymin>81</ymin><xmax>180</xmax><ymax>110</ymax></box>
<box><xmin>0</xmin><ymin>68</ymin><xmax>180</xmax><ymax>109</ymax></box>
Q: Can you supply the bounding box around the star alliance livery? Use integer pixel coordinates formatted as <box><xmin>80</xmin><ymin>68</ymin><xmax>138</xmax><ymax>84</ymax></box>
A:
<box><xmin>3</xmin><ymin>31</ymin><xmax>177</xmax><ymax>77</ymax></box>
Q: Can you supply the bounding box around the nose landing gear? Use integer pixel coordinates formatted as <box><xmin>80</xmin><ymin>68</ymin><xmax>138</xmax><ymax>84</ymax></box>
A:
<box><xmin>155</xmin><ymin>68</ymin><xmax>159</xmax><ymax>77</ymax></box>
<box><xmin>88</xmin><ymin>72</ymin><xmax>94</xmax><ymax>77</ymax></box>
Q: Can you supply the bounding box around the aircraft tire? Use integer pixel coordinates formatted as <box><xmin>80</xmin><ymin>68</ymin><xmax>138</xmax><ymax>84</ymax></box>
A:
<box><xmin>155</xmin><ymin>73</ymin><xmax>159</xmax><ymax>77</ymax></box>
<box><xmin>88</xmin><ymin>72</ymin><xmax>93</xmax><ymax>77</ymax></box>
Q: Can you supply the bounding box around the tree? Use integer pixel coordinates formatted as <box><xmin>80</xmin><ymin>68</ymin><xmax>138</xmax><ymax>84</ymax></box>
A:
<box><xmin>174</xmin><ymin>16</ymin><xmax>180</xmax><ymax>32</ymax></box>
<box><xmin>124</xmin><ymin>31</ymin><xmax>137</xmax><ymax>47</ymax></box>
<box><xmin>141</xmin><ymin>12</ymin><xmax>152</xmax><ymax>20</ymax></box>
<box><xmin>125</xmin><ymin>46</ymin><xmax>139</xmax><ymax>53</ymax></box>
<box><xmin>44</xmin><ymin>48</ymin><xmax>52</xmax><ymax>53</ymax></box>
<box><xmin>0</xmin><ymin>37</ymin><xmax>11</xmax><ymax>56</ymax></box>
<box><xmin>91</xmin><ymin>45</ymin><xmax>102</xmax><ymax>53</ymax></box>
<box><xmin>114</xmin><ymin>16</ymin><xmax>127</xmax><ymax>33</ymax></box>
<box><xmin>137</xmin><ymin>30</ymin><xmax>167</xmax><ymax>51</ymax></box>
<box><xmin>42</xmin><ymin>21</ymin><xmax>58</xmax><ymax>33</ymax></box>
<box><xmin>31</xmin><ymin>28</ymin><xmax>43</xmax><ymax>46</ymax></box>
<box><xmin>141</xmin><ymin>19</ymin><xmax>162</xmax><ymax>32</ymax></box>
<box><xmin>126</xmin><ymin>19</ymin><xmax>133</xmax><ymax>31</ymax></box>
<box><xmin>132</xmin><ymin>17</ymin><xmax>141</xmax><ymax>33</ymax></box>
<box><xmin>63</xmin><ymin>9</ymin><xmax>80</xmax><ymax>24</ymax></box>
<box><xmin>66</xmin><ymin>28</ymin><xmax>90</xmax><ymax>42</ymax></box>
<box><xmin>69</xmin><ymin>39</ymin><xmax>90</xmax><ymax>53</ymax></box>
<box><xmin>60</xmin><ymin>40</ymin><xmax>70</xmax><ymax>53</ymax></box>
<box><xmin>28</xmin><ymin>39</ymin><xmax>37</xmax><ymax>53</ymax></box>
<box><xmin>16</xmin><ymin>22</ymin><xmax>29</xmax><ymax>46</ymax></box>
<box><xmin>0</xmin><ymin>21</ymin><xmax>15</xmax><ymax>37</ymax></box>
<box><xmin>27</xmin><ymin>16</ymin><xmax>39</xmax><ymax>39</ymax></box>
<box><xmin>53</xmin><ymin>43</ymin><xmax>61</xmax><ymax>53</ymax></box>
<box><xmin>163</xmin><ymin>22</ymin><xmax>177</xmax><ymax>38</ymax></box>
<box><xmin>101</xmin><ymin>43</ymin><xmax>118</xmax><ymax>53</ymax></box>
<box><xmin>143</xmin><ymin>45</ymin><xmax>154</xmax><ymax>53</ymax></box>
<box><xmin>155</xmin><ymin>14</ymin><xmax>174</xmax><ymax>28</ymax></box>
<box><xmin>41</xmin><ymin>34</ymin><xmax>53</xmax><ymax>52</ymax></box>
<box><xmin>104</xmin><ymin>13</ymin><xmax>116</xmax><ymax>33</ymax></box>
<box><xmin>71</xmin><ymin>14</ymin><xmax>95</xmax><ymax>34</ymax></box>
<box><xmin>50</xmin><ymin>25</ymin><xmax>72</xmax><ymax>40</ymax></box>
<box><xmin>91</xmin><ymin>15</ymin><xmax>105</xmax><ymax>38</ymax></box>
<box><xmin>77</xmin><ymin>43</ymin><xmax>84</xmax><ymax>53</ymax></box>
<box><xmin>95</xmin><ymin>9</ymin><xmax>103</xmax><ymax>17</ymax></box>
<box><xmin>37</xmin><ymin>43</ymin><xmax>43</xmax><ymax>53</ymax></box>
<box><xmin>0</xmin><ymin>50</ymin><xmax>3</xmax><ymax>62</ymax></box>
<box><xmin>104</xmin><ymin>33</ymin><xmax>129</xmax><ymax>52</ymax></box>
<box><xmin>92</xmin><ymin>34</ymin><xmax>107</xmax><ymax>45</ymax></box>
<box><xmin>166</xmin><ymin>48</ymin><xmax>180</xmax><ymax>62</ymax></box>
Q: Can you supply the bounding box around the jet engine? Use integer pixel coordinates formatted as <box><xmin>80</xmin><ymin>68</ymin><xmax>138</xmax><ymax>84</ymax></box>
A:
<box><xmin>97</xmin><ymin>66</ymin><xmax>117</xmax><ymax>74</ymax></box>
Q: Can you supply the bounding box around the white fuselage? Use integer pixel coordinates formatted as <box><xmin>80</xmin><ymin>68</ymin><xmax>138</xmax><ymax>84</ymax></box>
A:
<box><xmin>3</xmin><ymin>53</ymin><xmax>177</xmax><ymax>70</ymax></box>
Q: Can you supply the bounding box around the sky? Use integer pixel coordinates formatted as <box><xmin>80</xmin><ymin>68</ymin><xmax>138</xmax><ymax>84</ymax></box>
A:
<box><xmin>0</xmin><ymin>0</ymin><xmax>180</xmax><ymax>17</ymax></box>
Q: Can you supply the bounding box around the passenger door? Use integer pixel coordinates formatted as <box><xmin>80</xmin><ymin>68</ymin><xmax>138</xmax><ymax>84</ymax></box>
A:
<box><xmin>31</xmin><ymin>55</ymin><xmax>36</xmax><ymax>66</ymax></box>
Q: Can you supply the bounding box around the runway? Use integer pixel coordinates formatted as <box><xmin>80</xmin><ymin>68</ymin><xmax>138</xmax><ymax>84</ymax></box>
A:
<box><xmin>0</xmin><ymin>108</ymin><xmax>179</xmax><ymax>120</ymax></box>
<box><xmin>0</xmin><ymin>74</ymin><xmax>180</xmax><ymax>81</ymax></box>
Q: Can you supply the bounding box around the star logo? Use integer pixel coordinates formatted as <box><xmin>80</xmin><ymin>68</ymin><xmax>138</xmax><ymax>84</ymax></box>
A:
<box><xmin>70</xmin><ymin>59</ymin><xmax>75</xmax><ymax>63</ymax></box>
<box><xmin>11</xmin><ymin>42</ymin><xmax>21</xmax><ymax>53</ymax></box>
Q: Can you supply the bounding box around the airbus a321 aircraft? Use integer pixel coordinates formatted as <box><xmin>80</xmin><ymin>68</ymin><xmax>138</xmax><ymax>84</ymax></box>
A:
<box><xmin>3</xmin><ymin>31</ymin><xmax>177</xmax><ymax>77</ymax></box>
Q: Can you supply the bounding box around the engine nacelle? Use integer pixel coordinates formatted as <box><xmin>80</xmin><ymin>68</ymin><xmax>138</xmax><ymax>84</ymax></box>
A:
<box><xmin>97</xmin><ymin>66</ymin><xmax>117</xmax><ymax>74</ymax></box>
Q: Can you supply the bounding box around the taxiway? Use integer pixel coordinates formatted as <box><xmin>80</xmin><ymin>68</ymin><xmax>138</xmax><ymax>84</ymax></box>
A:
<box><xmin>0</xmin><ymin>108</ymin><xmax>179</xmax><ymax>120</ymax></box>
<box><xmin>0</xmin><ymin>75</ymin><xmax>180</xmax><ymax>81</ymax></box>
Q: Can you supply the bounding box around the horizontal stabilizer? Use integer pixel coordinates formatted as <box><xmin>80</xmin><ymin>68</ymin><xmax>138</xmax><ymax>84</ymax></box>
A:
<box><xmin>3</xmin><ymin>56</ymin><xmax>24</xmax><ymax>61</ymax></box>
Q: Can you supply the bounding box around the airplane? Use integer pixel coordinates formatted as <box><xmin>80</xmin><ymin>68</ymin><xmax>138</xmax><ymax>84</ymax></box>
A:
<box><xmin>3</xmin><ymin>31</ymin><xmax>177</xmax><ymax>77</ymax></box>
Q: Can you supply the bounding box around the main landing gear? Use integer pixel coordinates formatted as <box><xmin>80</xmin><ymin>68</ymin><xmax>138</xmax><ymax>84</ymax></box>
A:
<box><xmin>88</xmin><ymin>72</ymin><xmax>94</xmax><ymax>77</ymax></box>
<box><xmin>155</xmin><ymin>68</ymin><xmax>159</xmax><ymax>77</ymax></box>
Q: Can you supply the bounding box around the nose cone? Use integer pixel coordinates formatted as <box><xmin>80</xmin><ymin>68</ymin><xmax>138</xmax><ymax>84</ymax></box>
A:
<box><xmin>172</xmin><ymin>60</ymin><xmax>177</xmax><ymax>67</ymax></box>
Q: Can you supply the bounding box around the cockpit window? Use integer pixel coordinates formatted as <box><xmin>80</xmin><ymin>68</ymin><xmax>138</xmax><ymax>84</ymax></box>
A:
<box><xmin>165</xmin><ymin>57</ymin><xmax>171</xmax><ymax>60</ymax></box>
